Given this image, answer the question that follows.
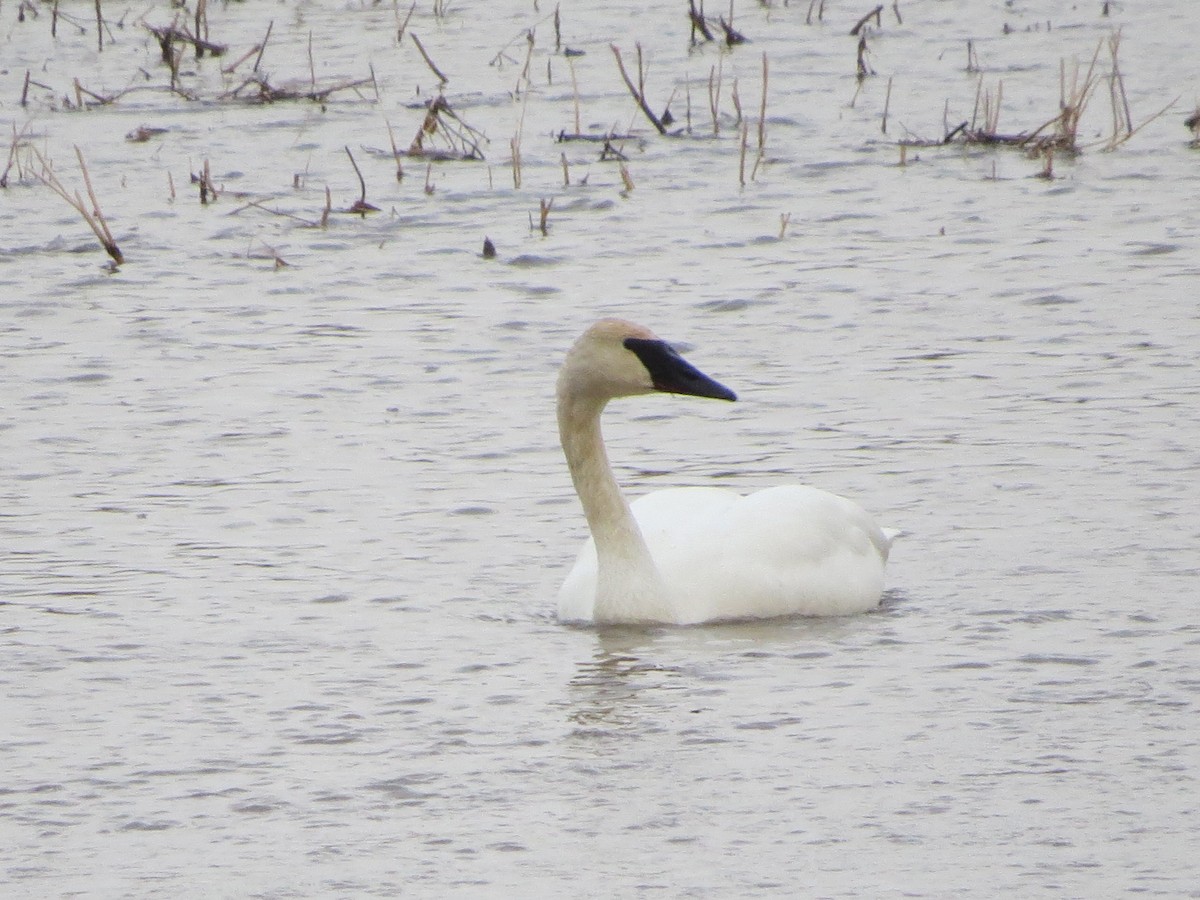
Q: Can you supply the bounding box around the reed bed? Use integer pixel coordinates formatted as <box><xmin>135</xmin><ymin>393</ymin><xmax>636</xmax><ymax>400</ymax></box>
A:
<box><xmin>1</xmin><ymin>0</ymin><xmax>1181</xmax><ymax>268</ymax></box>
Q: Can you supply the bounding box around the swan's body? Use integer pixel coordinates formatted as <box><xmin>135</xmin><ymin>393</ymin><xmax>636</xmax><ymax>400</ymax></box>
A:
<box><xmin>556</xmin><ymin>318</ymin><xmax>893</xmax><ymax>626</ymax></box>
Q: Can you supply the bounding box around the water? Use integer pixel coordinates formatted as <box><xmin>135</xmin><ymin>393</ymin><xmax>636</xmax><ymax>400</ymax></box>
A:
<box><xmin>2</xmin><ymin>0</ymin><xmax>1199</xmax><ymax>895</ymax></box>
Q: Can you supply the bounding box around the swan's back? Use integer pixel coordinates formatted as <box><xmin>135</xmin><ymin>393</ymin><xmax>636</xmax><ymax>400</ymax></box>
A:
<box><xmin>558</xmin><ymin>483</ymin><xmax>889</xmax><ymax>624</ymax></box>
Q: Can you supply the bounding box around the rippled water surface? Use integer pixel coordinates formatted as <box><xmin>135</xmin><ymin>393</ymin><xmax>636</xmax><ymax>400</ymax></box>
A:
<box><xmin>3</xmin><ymin>0</ymin><xmax>1199</xmax><ymax>896</ymax></box>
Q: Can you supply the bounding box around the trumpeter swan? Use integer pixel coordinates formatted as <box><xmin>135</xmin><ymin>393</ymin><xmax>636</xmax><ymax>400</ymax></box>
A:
<box><xmin>556</xmin><ymin>318</ymin><xmax>893</xmax><ymax>625</ymax></box>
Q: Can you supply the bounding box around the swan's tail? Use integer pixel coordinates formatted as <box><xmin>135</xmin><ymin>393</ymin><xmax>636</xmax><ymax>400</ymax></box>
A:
<box><xmin>878</xmin><ymin>527</ymin><xmax>904</xmax><ymax>561</ymax></box>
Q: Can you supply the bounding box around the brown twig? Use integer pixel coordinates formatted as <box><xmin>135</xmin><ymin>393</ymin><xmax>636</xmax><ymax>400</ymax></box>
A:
<box><xmin>253</xmin><ymin>20</ymin><xmax>273</xmax><ymax>72</ymax></box>
<box><xmin>611</xmin><ymin>43</ymin><xmax>667</xmax><ymax>135</ymax></box>
<box><xmin>557</xmin><ymin>131</ymin><xmax>636</xmax><ymax>143</ymax></box>
<box><xmin>196</xmin><ymin>158</ymin><xmax>217</xmax><ymax>203</ymax></box>
<box><xmin>881</xmin><ymin>75</ymin><xmax>893</xmax><ymax>134</ymax></box>
<box><xmin>344</xmin><ymin>146</ymin><xmax>379</xmax><ymax>214</ymax></box>
<box><xmin>144</xmin><ymin>22</ymin><xmax>228</xmax><ymax>61</ymax></box>
<box><xmin>1</xmin><ymin>122</ymin><xmax>33</xmax><ymax>188</ymax></box>
<box><xmin>407</xmin><ymin>96</ymin><xmax>486</xmax><ymax>160</ymax></box>
<box><xmin>396</xmin><ymin>1</ymin><xmax>415</xmax><ymax>42</ymax></box>
<box><xmin>738</xmin><ymin>122</ymin><xmax>748</xmax><ymax>187</ymax></box>
<box><xmin>850</xmin><ymin>4</ymin><xmax>883</xmax><ymax>36</ymax></box>
<box><xmin>193</xmin><ymin>0</ymin><xmax>209</xmax><ymax>58</ymax></box>
<box><xmin>709</xmin><ymin>60</ymin><xmax>723</xmax><ymax>135</ymax></box>
<box><xmin>618</xmin><ymin>162</ymin><xmax>634</xmax><ymax>194</ymax></box>
<box><xmin>32</xmin><ymin>145</ymin><xmax>123</xmax><ymax>265</ymax></box>
<box><xmin>689</xmin><ymin>0</ymin><xmax>714</xmax><ymax>43</ymax></box>
<box><xmin>411</xmin><ymin>33</ymin><xmax>449</xmax><ymax>85</ymax></box>
<box><xmin>717</xmin><ymin>17</ymin><xmax>747</xmax><ymax>46</ymax></box>
<box><xmin>856</xmin><ymin>34</ymin><xmax>875</xmax><ymax>79</ymax></box>
<box><xmin>385</xmin><ymin>120</ymin><xmax>404</xmax><ymax>181</ymax></box>
<box><xmin>228</xmin><ymin>197</ymin><xmax>319</xmax><ymax>227</ymax></box>
<box><xmin>757</xmin><ymin>54</ymin><xmax>769</xmax><ymax>148</ymax></box>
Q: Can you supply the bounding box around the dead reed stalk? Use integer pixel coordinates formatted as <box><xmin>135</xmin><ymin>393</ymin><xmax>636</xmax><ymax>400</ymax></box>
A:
<box><xmin>752</xmin><ymin>51</ymin><xmax>769</xmax><ymax>179</ymax></box>
<box><xmin>194</xmin><ymin>0</ymin><xmax>210</xmax><ymax>57</ymax></box>
<box><xmin>568</xmin><ymin>56</ymin><xmax>582</xmax><ymax>135</ymax></box>
<box><xmin>1</xmin><ymin>122</ymin><xmax>32</xmax><ymax>188</ymax></box>
<box><xmin>411</xmin><ymin>33</ymin><xmax>450</xmax><ymax>85</ymax></box>
<box><xmin>905</xmin><ymin>31</ymin><xmax>1172</xmax><ymax>158</ymax></box>
<box><xmin>511</xmin><ymin>90</ymin><xmax>530</xmax><ymax>189</ymax></box>
<box><xmin>407</xmin><ymin>96</ymin><xmax>485</xmax><ymax>160</ymax></box>
<box><xmin>856</xmin><ymin>34</ymin><xmax>875</xmax><ymax>80</ymax></box>
<box><xmin>344</xmin><ymin>146</ymin><xmax>379</xmax><ymax>214</ymax></box>
<box><xmin>738</xmin><ymin>122</ymin><xmax>748</xmax><ymax>187</ymax></box>
<box><xmin>32</xmin><ymin>145</ymin><xmax>123</xmax><ymax>265</ymax></box>
<box><xmin>850</xmin><ymin>4</ymin><xmax>883</xmax><ymax>37</ymax></box>
<box><xmin>717</xmin><ymin>17</ymin><xmax>747</xmax><ymax>46</ymax></box>
<box><xmin>1098</xmin><ymin>31</ymin><xmax>1176</xmax><ymax>151</ymax></box>
<box><xmin>197</xmin><ymin>158</ymin><xmax>217</xmax><ymax>204</ymax></box>
<box><xmin>689</xmin><ymin>0</ymin><xmax>715</xmax><ymax>44</ymax></box>
<box><xmin>708</xmin><ymin>59</ymin><xmax>723</xmax><ymax>136</ymax></box>
<box><xmin>881</xmin><ymin>75</ymin><xmax>893</xmax><ymax>134</ymax></box>
<box><xmin>510</xmin><ymin>136</ymin><xmax>522</xmax><ymax>188</ymax></box>
<box><xmin>611</xmin><ymin>44</ymin><xmax>667</xmax><ymax>135</ymax></box>
<box><xmin>396</xmin><ymin>2</ymin><xmax>416</xmax><ymax>43</ymax></box>
<box><xmin>513</xmin><ymin>28</ymin><xmax>536</xmax><ymax>98</ymax></box>
<box><xmin>385</xmin><ymin>120</ymin><xmax>404</xmax><ymax>182</ymax></box>
<box><xmin>618</xmin><ymin>162</ymin><xmax>634</xmax><ymax>195</ymax></box>
<box><xmin>252</xmin><ymin>20</ymin><xmax>273</xmax><ymax>72</ymax></box>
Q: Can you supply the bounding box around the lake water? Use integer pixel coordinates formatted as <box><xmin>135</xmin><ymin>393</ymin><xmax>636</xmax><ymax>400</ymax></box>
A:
<box><xmin>2</xmin><ymin>0</ymin><xmax>1198</xmax><ymax>896</ymax></box>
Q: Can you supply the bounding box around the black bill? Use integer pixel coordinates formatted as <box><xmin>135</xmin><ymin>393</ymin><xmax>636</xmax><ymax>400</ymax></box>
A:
<box><xmin>624</xmin><ymin>337</ymin><xmax>737</xmax><ymax>402</ymax></box>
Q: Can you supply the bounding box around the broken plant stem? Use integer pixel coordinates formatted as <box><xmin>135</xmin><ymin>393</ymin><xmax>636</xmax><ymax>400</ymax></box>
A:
<box><xmin>411</xmin><ymin>33</ymin><xmax>449</xmax><ymax>85</ymax></box>
<box><xmin>849</xmin><ymin>4</ymin><xmax>883</xmax><ymax>36</ymax></box>
<box><xmin>611</xmin><ymin>43</ymin><xmax>667</xmax><ymax>135</ymax></box>
<box><xmin>882</xmin><ymin>75</ymin><xmax>892</xmax><ymax>134</ymax></box>
<box><xmin>33</xmin><ymin>145</ymin><xmax>123</xmax><ymax>265</ymax></box>
<box><xmin>738</xmin><ymin>121</ymin><xmax>748</xmax><ymax>187</ymax></box>
<box><xmin>757</xmin><ymin>53</ymin><xmax>769</xmax><ymax>153</ymax></box>
<box><xmin>344</xmin><ymin>146</ymin><xmax>378</xmax><ymax>214</ymax></box>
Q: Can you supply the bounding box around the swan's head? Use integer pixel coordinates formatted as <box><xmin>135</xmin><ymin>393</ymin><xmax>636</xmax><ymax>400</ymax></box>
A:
<box><xmin>559</xmin><ymin>318</ymin><xmax>737</xmax><ymax>404</ymax></box>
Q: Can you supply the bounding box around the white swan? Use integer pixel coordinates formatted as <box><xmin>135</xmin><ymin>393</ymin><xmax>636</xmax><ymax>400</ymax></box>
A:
<box><xmin>556</xmin><ymin>318</ymin><xmax>893</xmax><ymax>626</ymax></box>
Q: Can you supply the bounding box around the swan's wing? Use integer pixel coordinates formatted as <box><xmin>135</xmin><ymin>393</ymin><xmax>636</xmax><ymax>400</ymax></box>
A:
<box><xmin>635</xmin><ymin>484</ymin><xmax>889</xmax><ymax>622</ymax></box>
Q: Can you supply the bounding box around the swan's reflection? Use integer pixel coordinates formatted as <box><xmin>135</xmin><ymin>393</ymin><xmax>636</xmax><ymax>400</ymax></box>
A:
<box><xmin>565</xmin><ymin>627</ymin><xmax>676</xmax><ymax>737</ymax></box>
<box><xmin>563</xmin><ymin>609</ymin><xmax>903</xmax><ymax>741</ymax></box>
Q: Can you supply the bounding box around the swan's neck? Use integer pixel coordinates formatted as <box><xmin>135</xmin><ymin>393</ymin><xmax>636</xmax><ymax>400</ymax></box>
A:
<box><xmin>558</xmin><ymin>392</ymin><xmax>674</xmax><ymax>623</ymax></box>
